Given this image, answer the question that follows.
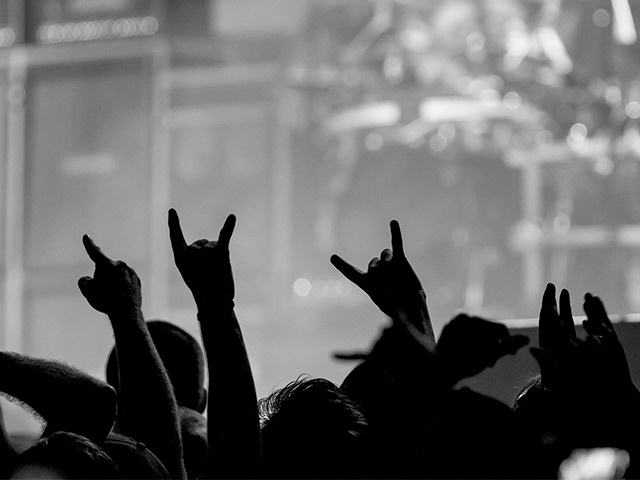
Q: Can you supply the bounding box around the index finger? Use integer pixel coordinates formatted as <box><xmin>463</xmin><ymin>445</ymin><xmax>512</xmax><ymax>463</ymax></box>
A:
<box><xmin>541</xmin><ymin>283</ymin><xmax>557</xmax><ymax>314</ymax></box>
<box><xmin>539</xmin><ymin>283</ymin><xmax>561</xmax><ymax>350</ymax></box>
<box><xmin>330</xmin><ymin>254</ymin><xmax>367</xmax><ymax>289</ymax></box>
<box><xmin>82</xmin><ymin>235</ymin><xmax>113</xmax><ymax>266</ymax></box>
<box><xmin>390</xmin><ymin>220</ymin><xmax>405</xmax><ymax>258</ymax></box>
<box><xmin>217</xmin><ymin>214</ymin><xmax>236</xmax><ymax>249</ymax></box>
<box><xmin>168</xmin><ymin>208</ymin><xmax>188</xmax><ymax>257</ymax></box>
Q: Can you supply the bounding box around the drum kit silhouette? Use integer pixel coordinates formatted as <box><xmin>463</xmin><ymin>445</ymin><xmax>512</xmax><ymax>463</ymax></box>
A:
<box><xmin>291</xmin><ymin>0</ymin><xmax>640</xmax><ymax>313</ymax></box>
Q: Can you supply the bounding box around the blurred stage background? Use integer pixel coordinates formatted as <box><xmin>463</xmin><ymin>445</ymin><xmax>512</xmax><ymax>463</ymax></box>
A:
<box><xmin>3</xmin><ymin>0</ymin><xmax>640</xmax><ymax>433</ymax></box>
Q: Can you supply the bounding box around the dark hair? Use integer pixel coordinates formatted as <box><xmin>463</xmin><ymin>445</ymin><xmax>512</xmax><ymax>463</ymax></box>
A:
<box><xmin>11</xmin><ymin>431</ymin><xmax>121</xmax><ymax>479</ymax></box>
<box><xmin>259</xmin><ymin>376</ymin><xmax>369</xmax><ymax>478</ymax></box>
<box><xmin>178</xmin><ymin>407</ymin><xmax>208</xmax><ymax>479</ymax></box>
<box><xmin>102</xmin><ymin>433</ymin><xmax>170</xmax><ymax>479</ymax></box>
<box><xmin>106</xmin><ymin>320</ymin><xmax>206</xmax><ymax>412</ymax></box>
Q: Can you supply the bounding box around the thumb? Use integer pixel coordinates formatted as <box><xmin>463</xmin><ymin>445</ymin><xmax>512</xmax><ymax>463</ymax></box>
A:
<box><xmin>78</xmin><ymin>276</ymin><xmax>94</xmax><ymax>300</ymax></box>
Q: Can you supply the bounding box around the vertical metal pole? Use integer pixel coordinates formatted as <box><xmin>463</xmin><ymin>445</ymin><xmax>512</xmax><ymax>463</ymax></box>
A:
<box><xmin>147</xmin><ymin>39</ymin><xmax>172</xmax><ymax>318</ymax></box>
<box><xmin>0</xmin><ymin>59</ymin><xmax>6</xmax><ymax>349</ymax></box>
<box><xmin>317</xmin><ymin>130</ymin><xmax>358</xmax><ymax>252</ymax></box>
<box><xmin>3</xmin><ymin>48</ymin><xmax>27</xmax><ymax>352</ymax></box>
<box><xmin>522</xmin><ymin>159</ymin><xmax>544</xmax><ymax>307</ymax></box>
<box><xmin>270</xmin><ymin>85</ymin><xmax>295</xmax><ymax>311</ymax></box>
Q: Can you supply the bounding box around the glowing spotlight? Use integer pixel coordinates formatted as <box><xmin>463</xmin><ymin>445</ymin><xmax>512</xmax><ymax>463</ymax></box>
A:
<box><xmin>365</xmin><ymin>132</ymin><xmax>384</xmax><ymax>151</ymax></box>
<box><xmin>293</xmin><ymin>278</ymin><xmax>312</xmax><ymax>297</ymax></box>
<box><xmin>569</xmin><ymin>123</ymin><xmax>588</xmax><ymax>142</ymax></box>
<box><xmin>625</xmin><ymin>101</ymin><xmax>640</xmax><ymax>119</ymax></box>
<box><xmin>593</xmin><ymin>156</ymin><xmax>615</xmax><ymax>176</ymax></box>
<box><xmin>605</xmin><ymin>85</ymin><xmax>622</xmax><ymax>105</ymax></box>
<box><xmin>503</xmin><ymin>91</ymin><xmax>522</xmax><ymax>110</ymax></box>
<box><xmin>429</xmin><ymin>134</ymin><xmax>447</xmax><ymax>152</ymax></box>
<box><xmin>593</xmin><ymin>9</ymin><xmax>611</xmax><ymax>28</ymax></box>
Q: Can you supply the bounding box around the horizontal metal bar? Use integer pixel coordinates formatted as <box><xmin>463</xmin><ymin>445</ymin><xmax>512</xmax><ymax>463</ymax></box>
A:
<box><xmin>498</xmin><ymin>313</ymin><xmax>640</xmax><ymax>330</ymax></box>
<box><xmin>0</xmin><ymin>37</ymin><xmax>168</xmax><ymax>67</ymax></box>
<box><xmin>511</xmin><ymin>225</ymin><xmax>640</xmax><ymax>249</ymax></box>
<box><xmin>167</xmin><ymin>103</ymin><xmax>268</xmax><ymax>127</ymax></box>
<box><xmin>162</xmin><ymin>63</ymin><xmax>278</xmax><ymax>89</ymax></box>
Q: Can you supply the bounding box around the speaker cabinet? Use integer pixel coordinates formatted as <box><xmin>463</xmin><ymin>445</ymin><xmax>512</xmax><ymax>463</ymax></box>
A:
<box><xmin>24</xmin><ymin>59</ymin><xmax>152</xmax><ymax>269</ymax></box>
<box><xmin>20</xmin><ymin>49</ymin><xmax>159</xmax><ymax>374</ymax></box>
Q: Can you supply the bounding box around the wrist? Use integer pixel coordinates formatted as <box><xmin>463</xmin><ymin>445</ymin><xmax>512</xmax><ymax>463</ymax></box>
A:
<box><xmin>398</xmin><ymin>290</ymin><xmax>427</xmax><ymax>310</ymax></box>
<box><xmin>196</xmin><ymin>299</ymin><xmax>235</xmax><ymax>317</ymax></box>
<box><xmin>397</xmin><ymin>293</ymin><xmax>431</xmax><ymax>333</ymax></box>
<box><xmin>106</xmin><ymin>303</ymin><xmax>143</xmax><ymax>321</ymax></box>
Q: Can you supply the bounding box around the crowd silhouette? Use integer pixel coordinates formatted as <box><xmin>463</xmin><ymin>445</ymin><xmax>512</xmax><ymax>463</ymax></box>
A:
<box><xmin>0</xmin><ymin>208</ymin><xmax>638</xmax><ymax>479</ymax></box>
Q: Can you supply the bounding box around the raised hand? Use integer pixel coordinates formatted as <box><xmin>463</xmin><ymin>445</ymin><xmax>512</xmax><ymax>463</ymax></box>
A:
<box><xmin>582</xmin><ymin>292</ymin><xmax>633</xmax><ymax>391</ymax></box>
<box><xmin>530</xmin><ymin>283</ymin><xmax>576</xmax><ymax>389</ymax></box>
<box><xmin>78</xmin><ymin>235</ymin><xmax>186</xmax><ymax>478</ymax></box>
<box><xmin>539</xmin><ymin>284</ymin><xmax>576</xmax><ymax>357</ymax></box>
<box><xmin>531</xmin><ymin>284</ymin><xmax>633</xmax><ymax>396</ymax></box>
<box><xmin>330</xmin><ymin>220</ymin><xmax>433</xmax><ymax>339</ymax></box>
<box><xmin>170</xmin><ymin>208</ymin><xmax>260</xmax><ymax>476</ymax></box>
<box><xmin>78</xmin><ymin>235</ymin><xmax>141</xmax><ymax>315</ymax></box>
<box><xmin>168</xmin><ymin>208</ymin><xmax>236</xmax><ymax>311</ymax></box>
<box><xmin>437</xmin><ymin>314</ymin><xmax>529</xmax><ymax>384</ymax></box>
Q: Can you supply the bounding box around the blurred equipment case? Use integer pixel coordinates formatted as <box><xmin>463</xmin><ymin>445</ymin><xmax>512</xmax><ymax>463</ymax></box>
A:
<box><xmin>21</xmin><ymin>51</ymin><xmax>159</xmax><ymax>370</ymax></box>
<box><xmin>0</xmin><ymin>0</ymin><xmax>24</xmax><ymax>47</ymax></box>
<box><xmin>24</xmin><ymin>0</ymin><xmax>164</xmax><ymax>44</ymax></box>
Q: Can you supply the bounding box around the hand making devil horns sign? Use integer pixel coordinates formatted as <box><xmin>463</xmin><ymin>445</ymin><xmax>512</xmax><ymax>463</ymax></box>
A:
<box><xmin>168</xmin><ymin>208</ymin><xmax>236</xmax><ymax>313</ymax></box>
<box><xmin>330</xmin><ymin>220</ymin><xmax>434</xmax><ymax>341</ymax></box>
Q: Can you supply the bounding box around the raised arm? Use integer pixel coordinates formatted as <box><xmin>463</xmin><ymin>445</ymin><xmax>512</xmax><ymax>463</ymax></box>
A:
<box><xmin>530</xmin><ymin>284</ymin><xmax>636</xmax><ymax>399</ymax></box>
<box><xmin>78</xmin><ymin>235</ymin><xmax>185</xmax><ymax>479</ymax></box>
<box><xmin>331</xmin><ymin>221</ymin><xmax>445</xmax><ymax>477</ymax></box>
<box><xmin>519</xmin><ymin>284</ymin><xmax>640</xmax><ymax>477</ymax></box>
<box><xmin>168</xmin><ymin>209</ymin><xmax>260</xmax><ymax>478</ymax></box>
<box><xmin>331</xmin><ymin>220</ymin><xmax>435</xmax><ymax>346</ymax></box>
<box><xmin>0</xmin><ymin>352</ymin><xmax>115</xmax><ymax>445</ymax></box>
<box><xmin>331</xmin><ymin>220</ymin><xmax>440</xmax><ymax>393</ymax></box>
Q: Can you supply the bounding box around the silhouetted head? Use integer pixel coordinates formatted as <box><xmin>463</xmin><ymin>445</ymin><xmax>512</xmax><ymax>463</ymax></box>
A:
<box><xmin>106</xmin><ymin>320</ymin><xmax>208</xmax><ymax>478</ymax></box>
<box><xmin>102</xmin><ymin>433</ymin><xmax>170</xmax><ymax>479</ymax></box>
<box><xmin>106</xmin><ymin>320</ymin><xmax>207</xmax><ymax>413</ymax></box>
<box><xmin>178</xmin><ymin>407</ymin><xmax>208</xmax><ymax>479</ymax></box>
<box><xmin>259</xmin><ymin>376</ymin><xmax>369</xmax><ymax>478</ymax></box>
<box><xmin>10</xmin><ymin>432</ymin><xmax>121</xmax><ymax>479</ymax></box>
